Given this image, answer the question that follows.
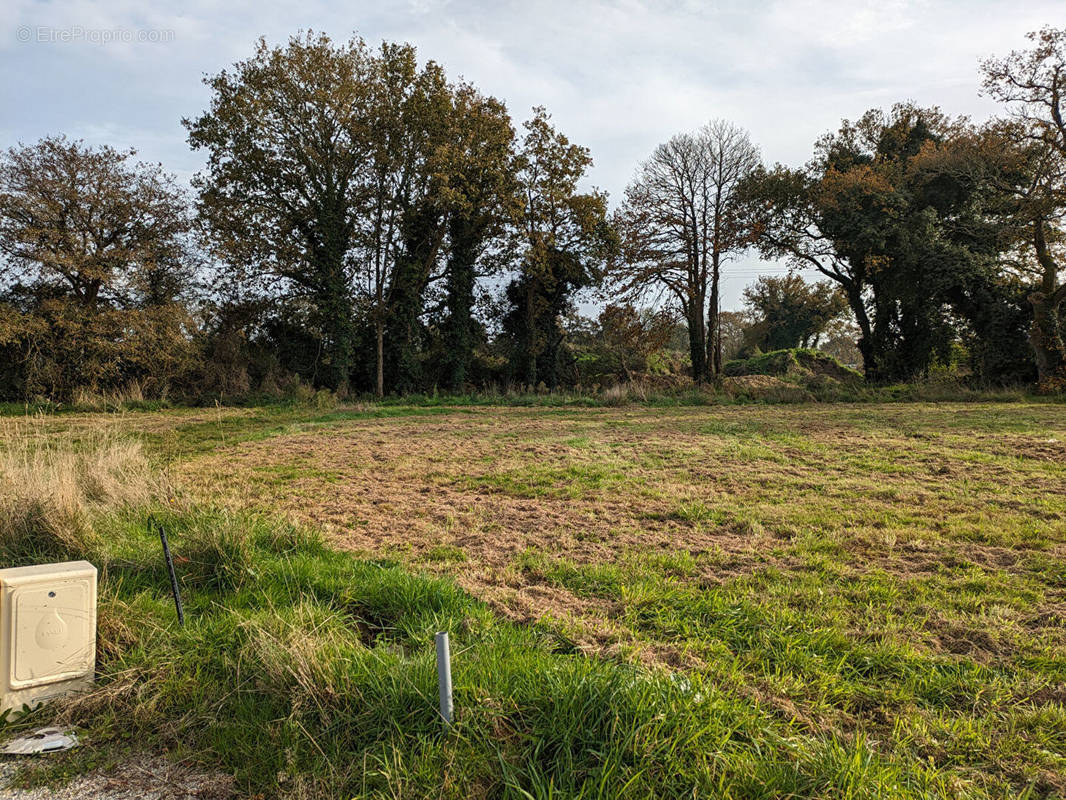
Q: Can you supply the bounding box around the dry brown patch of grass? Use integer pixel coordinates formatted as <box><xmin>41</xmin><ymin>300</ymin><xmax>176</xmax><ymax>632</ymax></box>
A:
<box><xmin>0</xmin><ymin>419</ymin><xmax>162</xmax><ymax>563</ymax></box>
<box><xmin>176</xmin><ymin>405</ymin><xmax>1061</xmax><ymax>566</ymax></box>
<box><xmin>174</xmin><ymin>410</ymin><xmax>781</xmax><ymax>650</ymax></box>
<box><xmin>162</xmin><ymin>404</ymin><xmax>1066</xmax><ymax>671</ymax></box>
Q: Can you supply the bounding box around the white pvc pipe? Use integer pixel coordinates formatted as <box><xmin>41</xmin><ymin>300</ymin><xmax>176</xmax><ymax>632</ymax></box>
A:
<box><xmin>435</xmin><ymin>631</ymin><xmax>453</xmax><ymax>727</ymax></box>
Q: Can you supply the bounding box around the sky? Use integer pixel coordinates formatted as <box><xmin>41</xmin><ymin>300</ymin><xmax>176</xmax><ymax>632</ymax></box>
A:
<box><xmin>1</xmin><ymin>0</ymin><xmax>1060</xmax><ymax>310</ymax></box>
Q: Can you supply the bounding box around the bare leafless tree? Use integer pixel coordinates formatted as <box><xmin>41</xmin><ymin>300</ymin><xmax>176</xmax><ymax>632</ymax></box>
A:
<box><xmin>610</xmin><ymin>120</ymin><xmax>759</xmax><ymax>381</ymax></box>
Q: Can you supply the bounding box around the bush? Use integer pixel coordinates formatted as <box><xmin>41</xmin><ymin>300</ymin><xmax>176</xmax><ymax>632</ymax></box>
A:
<box><xmin>0</xmin><ymin>299</ymin><xmax>197</xmax><ymax>403</ymax></box>
<box><xmin>723</xmin><ymin>348</ymin><xmax>862</xmax><ymax>383</ymax></box>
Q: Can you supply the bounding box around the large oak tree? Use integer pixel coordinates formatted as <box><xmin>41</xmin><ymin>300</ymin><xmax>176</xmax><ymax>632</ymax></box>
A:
<box><xmin>0</xmin><ymin>136</ymin><xmax>191</xmax><ymax>308</ymax></box>
<box><xmin>739</xmin><ymin>104</ymin><xmax>1028</xmax><ymax>382</ymax></box>
<box><xmin>0</xmin><ymin>136</ymin><xmax>194</xmax><ymax>398</ymax></box>
<box><xmin>438</xmin><ymin>86</ymin><xmax>517</xmax><ymax>392</ymax></box>
<box><xmin>189</xmin><ymin>34</ymin><xmax>519</xmax><ymax>396</ymax></box>
<box><xmin>187</xmin><ymin>33</ymin><xmax>377</xmax><ymax>391</ymax></box>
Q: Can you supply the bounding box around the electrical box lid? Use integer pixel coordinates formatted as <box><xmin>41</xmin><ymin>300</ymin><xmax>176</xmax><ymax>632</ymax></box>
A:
<box><xmin>0</xmin><ymin>561</ymin><xmax>97</xmax><ymax>588</ymax></box>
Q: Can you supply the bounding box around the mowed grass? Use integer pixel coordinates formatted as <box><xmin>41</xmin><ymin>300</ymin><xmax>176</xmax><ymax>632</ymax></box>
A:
<box><xmin>2</xmin><ymin>400</ymin><xmax>1065</xmax><ymax>798</ymax></box>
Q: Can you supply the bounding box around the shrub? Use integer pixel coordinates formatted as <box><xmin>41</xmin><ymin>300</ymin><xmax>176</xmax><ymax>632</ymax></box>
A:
<box><xmin>724</xmin><ymin>348</ymin><xmax>862</xmax><ymax>383</ymax></box>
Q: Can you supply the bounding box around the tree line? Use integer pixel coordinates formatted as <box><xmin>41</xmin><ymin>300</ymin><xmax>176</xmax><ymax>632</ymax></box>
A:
<box><xmin>1</xmin><ymin>28</ymin><xmax>1063</xmax><ymax>401</ymax></box>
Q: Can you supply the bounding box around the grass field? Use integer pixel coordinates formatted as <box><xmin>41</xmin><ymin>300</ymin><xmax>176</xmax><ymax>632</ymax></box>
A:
<box><xmin>1</xmin><ymin>399</ymin><xmax>1064</xmax><ymax>798</ymax></box>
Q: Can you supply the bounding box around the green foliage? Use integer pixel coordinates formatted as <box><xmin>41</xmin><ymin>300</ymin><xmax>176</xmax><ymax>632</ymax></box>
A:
<box><xmin>186</xmin><ymin>33</ymin><xmax>384</xmax><ymax>392</ymax></box>
<box><xmin>437</xmin><ymin>88</ymin><xmax>517</xmax><ymax>393</ymax></box>
<box><xmin>0</xmin><ymin>136</ymin><xmax>192</xmax><ymax>308</ymax></box>
<box><xmin>0</xmin><ymin>297</ymin><xmax>195</xmax><ymax>401</ymax></box>
<box><xmin>5</xmin><ymin>30</ymin><xmax>1066</xmax><ymax>403</ymax></box>
<box><xmin>723</xmin><ymin>348</ymin><xmax>863</xmax><ymax>382</ymax></box>
<box><xmin>724</xmin><ymin>350</ymin><xmax>802</xmax><ymax>376</ymax></box>
<box><xmin>742</xmin><ymin>274</ymin><xmax>849</xmax><ymax>352</ymax></box>
<box><xmin>740</xmin><ymin>104</ymin><xmax>1037</xmax><ymax>385</ymax></box>
<box><xmin>0</xmin><ymin>137</ymin><xmax>196</xmax><ymax>401</ymax></box>
<box><xmin>982</xmin><ymin>27</ymin><xmax>1066</xmax><ymax>386</ymax></box>
<box><xmin>503</xmin><ymin>108</ymin><xmax>612</xmax><ymax>389</ymax></box>
<box><xmin>566</xmin><ymin>304</ymin><xmax>678</xmax><ymax>385</ymax></box>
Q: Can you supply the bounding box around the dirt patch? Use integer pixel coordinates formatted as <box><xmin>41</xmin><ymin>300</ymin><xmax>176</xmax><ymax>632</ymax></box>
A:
<box><xmin>972</xmin><ymin>434</ymin><xmax>1066</xmax><ymax>464</ymax></box>
<box><xmin>0</xmin><ymin>756</ymin><xmax>234</xmax><ymax>800</ymax></box>
<box><xmin>182</xmin><ymin>433</ymin><xmax>766</xmax><ymax>651</ymax></box>
<box><xmin>176</xmin><ymin>410</ymin><xmax>787</xmax><ymax>650</ymax></box>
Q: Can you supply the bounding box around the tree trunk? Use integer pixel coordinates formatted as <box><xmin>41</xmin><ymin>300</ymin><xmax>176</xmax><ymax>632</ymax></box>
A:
<box><xmin>376</xmin><ymin>320</ymin><xmax>385</xmax><ymax>398</ymax></box>
<box><xmin>314</xmin><ymin>277</ymin><xmax>353</xmax><ymax>391</ymax></box>
<box><xmin>1029</xmin><ymin>221</ymin><xmax>1066</xmax><ymax>385</ymax></box>
<box><xmin>1028</xmin><ymin>293</ymin><xmax>1064</xmax><ymax>382</ymax></box>
<box><xmin>709</xmin><ymin>181</ymin><xmax>723</xmax><ymax>379</ymax></box>
<box><xmin>707</xmin><ymin>256</ymin><xmax>721</xmax><ymax>379</ymax></box>
<box><xmin>443</xmin><ymin>216</ymin><xmax>478</xmax><ymax>392</ymax></box>
<box><xmin>310</xmin><ymin>220</ymin><xmax>353</xmax><ymax>392</ymax></box>
<box><xmin>688</xmin><ymin>303</ymin><xmax>706</xmax><ymax>384</ymax></box>
<box><xmin>714</xmin><ymin>313</ymin><xmax>722</xmax><ymax>375</ymax></box>
<box><xmin>846</xmin><ymin>283</ymin><xmax>876</xmax><ymax>381</ymax></box>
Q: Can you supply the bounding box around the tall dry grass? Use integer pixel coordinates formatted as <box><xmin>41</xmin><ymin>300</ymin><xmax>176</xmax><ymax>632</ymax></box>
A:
<box><xmin>0</xmin><ymin>420</ymin><xmax>160</xmax><ymax>564</ymax></box>
<box><xmin>68</xmin><ymin>378</ymin><xmax>173</xmax><ymax>412</ymax></box>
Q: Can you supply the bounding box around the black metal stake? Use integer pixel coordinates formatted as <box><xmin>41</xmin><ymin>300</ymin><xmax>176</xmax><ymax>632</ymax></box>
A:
<box><xmin>154</xmin><ymin>517</ymin><xmax>185</xmax><ymax>626</ymax></box>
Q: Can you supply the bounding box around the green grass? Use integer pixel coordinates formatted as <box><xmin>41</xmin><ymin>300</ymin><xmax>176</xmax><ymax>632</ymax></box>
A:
<box><xmin>0</xmin><ymin>507</ymin><xmax>966</xmax><ymax>799</ymax></box>
<box><xmin>515</xmin><ymin>551</ymin><xmax>1066</xmax><ymax>796</ymax></box>
<box><xmin>3</xmin><ymin>400</ymin><xmax>1065</xmax><ymax>798</ymax></box>
<box><xmin>471</xmin><ymin>461</ymin><xmax>635</xmax><ymax>499</ymax></box>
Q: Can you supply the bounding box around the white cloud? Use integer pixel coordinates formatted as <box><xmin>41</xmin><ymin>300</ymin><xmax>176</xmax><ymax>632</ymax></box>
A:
<box><xmin>2</xmin><ymin>0</ymin><xmax>1061</xmax><ymax>308</ymax></box>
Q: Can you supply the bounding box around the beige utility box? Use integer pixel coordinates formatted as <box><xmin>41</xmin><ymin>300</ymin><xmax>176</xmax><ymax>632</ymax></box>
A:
<box><xmin>0</xmin><ymin>561</ymin><xmax>97</xmax><ymax>714</ymax></box>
